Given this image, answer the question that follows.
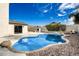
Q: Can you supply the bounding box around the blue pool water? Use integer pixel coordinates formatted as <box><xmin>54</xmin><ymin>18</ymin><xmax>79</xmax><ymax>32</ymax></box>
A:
<box><xmin>12</xmin><ymin>34</ymin><xmax>65</xmax><ymax>51</ymax></box>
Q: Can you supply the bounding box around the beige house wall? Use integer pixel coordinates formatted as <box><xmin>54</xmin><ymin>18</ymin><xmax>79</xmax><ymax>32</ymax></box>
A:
<box><xmin>66</xmin><ymin>24</ymin><xmax>79</xmax><ymax>33</ymax></box>
<box><xmin>0</xmin><ymin>3</ymin><xmax>9</xmax><ymax>37</ymax></box>
<box><xmin>8</xmin><ymin>25</ymin><xmax>28</xmax><ymax>35</ymax></box>
<box><xmin>23</xmin><ymin>26</ymin><xmax>28</xmax><ymax>35</ymax></box>
<box><xmin>8</xmin><ymin>24</ymin><xmax>14</xmax><ymax>35</ymax></box>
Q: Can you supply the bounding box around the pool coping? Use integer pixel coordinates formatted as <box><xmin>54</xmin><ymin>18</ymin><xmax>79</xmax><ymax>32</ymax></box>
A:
<box><xmin>9</xmin><ymin>33</ymin><xmax>69</xmax><ymax>54</ymax></box>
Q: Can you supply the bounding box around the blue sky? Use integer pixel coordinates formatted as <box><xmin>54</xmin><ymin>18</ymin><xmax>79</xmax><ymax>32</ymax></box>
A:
<box><xmin>9</xmin><ymin>3</ymin><xmax>79</xmax><ymax>26</ymax></box>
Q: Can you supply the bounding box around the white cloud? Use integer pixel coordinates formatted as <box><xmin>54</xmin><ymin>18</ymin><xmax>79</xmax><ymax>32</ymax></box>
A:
<box><xmin>58</xmin><ymin>3</ymin><xmax>79</xmax><ymax>17</ymax></box>
<box><xmin>66</xmin><ymin>16</ymin><xmax>75</xmax><ymax>25</ymax></box>
<box><xmin>59</xmin><ymin>3</ymin><xmax>79</xmax><ymax>11</ymax></box>
<box><xmin>59</xmin><ymin>3</ymin><xmax>68</xmax><ymax>10</ymax></box>
<box><xmin>43</xmin><ymin>9</ymin><xmax>48</xmax><ymax>13</ymax></box>
<box><xmin>62</xmin><ymin>16</ymin><xmax>75</xmax><ymax>25</ymax></box>
<box><xmin>50</xmin><ymin>5</ymin><xmax>53</xmax><ymax>10</ymax></box>
<box><xmin>58</xmin><ymin>14</ymin><xmax>64</xmax><ymax>16</ymax></box>
<box><xmin>39</xmin><ymin>4</ymin><xmax>53</xmax><ymax>14</ymax></box>
<box><xmin>61</xmin><ymin>10</ymin><xmax>66</xmax><ymax>14</ymax></box>
<box><xmin>71</xmin><ymin>9</ymin><xmax>77</xmax><ymax>13</ymax></box>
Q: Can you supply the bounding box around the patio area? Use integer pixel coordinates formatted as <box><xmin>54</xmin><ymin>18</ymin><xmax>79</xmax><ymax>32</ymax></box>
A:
<box><xmin>0</xmin><ymin>33</ymin><xmax>79</xmax><ymax>56</ymax></box>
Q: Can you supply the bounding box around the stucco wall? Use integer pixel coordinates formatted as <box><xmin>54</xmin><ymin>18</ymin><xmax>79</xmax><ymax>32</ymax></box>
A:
<box><xmin>0</xmin><ymin>3</ymin><xmax>9</xmax><ymax>37</ymax></box>
<box><xmin>23</xmin><ymin>26</ymin><xmax>28</xmax><ymax>35</ymax></box>
<box><xmin>8</xmin><ymin>24</ymin><xmax>14</xmax><ymax>35</ymax></box>
<box><xmin>8</xmin><ymin>25</ymin><xmax>28</xmax><ymax>35</ymax></box>
<box><xmin>66</xmin><ymin>24</ymin><xmax>79</xmax><ymax>33</ymax></box>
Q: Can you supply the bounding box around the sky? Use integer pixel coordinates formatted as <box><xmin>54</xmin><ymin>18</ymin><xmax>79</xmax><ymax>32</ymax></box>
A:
<box><xmin>9</xmin><ymin>3</ymin><xmax>79</xmax><ymax>26</ymax></box>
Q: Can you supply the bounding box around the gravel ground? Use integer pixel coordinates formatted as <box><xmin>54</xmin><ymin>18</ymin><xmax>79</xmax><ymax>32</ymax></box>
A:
<box><xmin>26</xmin><ymin>34</ymin><xmax>79</xmax><ymax>56</ymax></box>
<box><xmin>0</xmin><ymin>34</ymin><xmax>79</xmax><ymax>56</ymax></box>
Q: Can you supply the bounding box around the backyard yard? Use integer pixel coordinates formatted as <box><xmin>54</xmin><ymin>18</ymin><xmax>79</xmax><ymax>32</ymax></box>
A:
<box><xmin>0</xmin><ymin>33</ymin><xmax>79</xmax><ymax>56</ymax></box>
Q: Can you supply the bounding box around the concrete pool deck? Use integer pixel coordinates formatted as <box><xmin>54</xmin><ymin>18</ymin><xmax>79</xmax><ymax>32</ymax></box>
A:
<box><xmin>0</xmin><ymin>33</ymin><xmax>79</xmax><ymax>56</ymax></box>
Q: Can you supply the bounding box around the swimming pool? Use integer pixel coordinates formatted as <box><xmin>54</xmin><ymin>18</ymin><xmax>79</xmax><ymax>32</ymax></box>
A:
<box><xmin>12</xmin><ymin>34</ymin><xmax>66</xmax><ymax>52</ymax></box>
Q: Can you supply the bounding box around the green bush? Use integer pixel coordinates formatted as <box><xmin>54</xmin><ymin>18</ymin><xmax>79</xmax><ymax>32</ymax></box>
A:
<box><xmin>46</xmin><ymin>23</ymin><xmax>66</xmax><ymax>31</ymax></box>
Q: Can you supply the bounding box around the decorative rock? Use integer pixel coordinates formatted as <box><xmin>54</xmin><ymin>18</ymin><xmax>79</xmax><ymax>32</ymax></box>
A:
<box><xmin>26</xmin><ymin>34</ymin><xmax>79</xmax><ymax>56</ymax></box>
<box><xmin>0</xmin><ymin>40</ymin><xmax>11</xmax><ymax>48</ymax></box>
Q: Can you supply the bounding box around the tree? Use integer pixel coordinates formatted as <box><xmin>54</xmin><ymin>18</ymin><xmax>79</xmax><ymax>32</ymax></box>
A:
<box><xmin>69</xmin><ymin>7</ymin><xmax>79</xmax><ymax>24</ymax></box>
<box><xmin>46</xmin><ymin>22</ymin><xmax>66</xmax><ymax>31</ymax></box>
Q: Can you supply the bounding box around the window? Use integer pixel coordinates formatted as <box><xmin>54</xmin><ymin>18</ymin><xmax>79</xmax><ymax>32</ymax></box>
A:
<box><xmin>14</xmin><ymin>26</ymin><xmax>22</xmax><ymax>34</ymax></box>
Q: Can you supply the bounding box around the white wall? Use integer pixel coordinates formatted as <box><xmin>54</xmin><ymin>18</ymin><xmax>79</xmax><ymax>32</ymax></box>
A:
<box><xmin>8</xmin><ymin>24</ymin><xmax>14</xmax><ymax>35</ymax></box>
<box><xmin>23</xmin><ymin>26</ymin><xmax>28</xmax><ymax>35</ymax></box>
<box><xmin>8</xmin><ymin>25</ymin><xmax>28</xmax><ymax>35</ymax></box>
<box><xmin>0</xmin><ymin>3</ymin><xmax>9</xmax><ymax>37</ymax></box>
<box><xmin>66</xmin><ymin>24</ymin><xmax>79</xmax><ymax>32</ymax></box>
